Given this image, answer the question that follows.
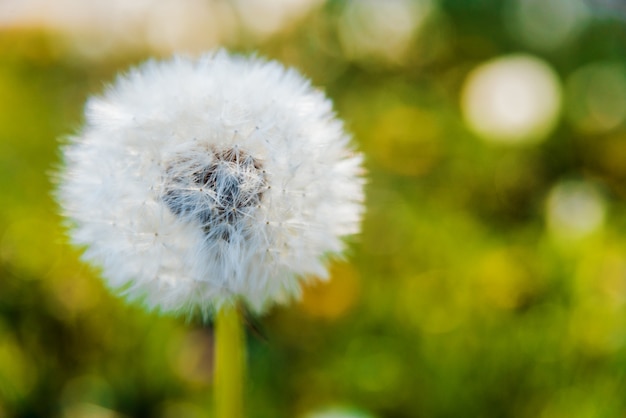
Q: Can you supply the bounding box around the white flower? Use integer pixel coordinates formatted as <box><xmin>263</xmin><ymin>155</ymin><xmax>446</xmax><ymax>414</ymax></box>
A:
<box><xmin>57</xmin><ymin>50</ymin><xmax>365</xmax><ymax>318</ymax></box>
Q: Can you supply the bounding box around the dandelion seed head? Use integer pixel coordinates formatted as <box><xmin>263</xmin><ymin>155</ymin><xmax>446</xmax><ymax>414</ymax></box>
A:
<box><xmin>57</xmin><ymin>50</ymin><xmax>365</xmax><ymax>318</ymax></box>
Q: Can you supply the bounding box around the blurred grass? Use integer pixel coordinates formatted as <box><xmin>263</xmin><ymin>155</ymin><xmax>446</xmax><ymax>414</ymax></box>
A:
<box><xmin>2</xmin><ymin>1</ymin><xmax>626</xmax><ymax>417</ymax></box>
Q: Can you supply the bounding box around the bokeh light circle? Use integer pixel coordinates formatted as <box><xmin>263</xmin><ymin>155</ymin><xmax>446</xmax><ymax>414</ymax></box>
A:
<box><xmin>546</xmin><ymin>181</ymin><xmax>606</xmax><ymax>240</ymax></box>
<box><xmin>506</xmin><ymin>0</ymin><xmax>590</xmax><ymax>51</ymax></box>
<box><xmin>565</xmin><ymin>62</ymin><xmax>626</xmax><ymax>134</ymax></box>
<box><xmin>338</xmin><ymin>0</ymin><xmax>432</xmax><ymax>64</ymax></box>
<box><xmin>303</xmin><ymin>406</ymin><xmax>377</xmax><ymax>418</ymax></box>
<box><xmin>461</xmin><ymin>54</ymin><xmax>562</xmax><ymax>145</ymax></box>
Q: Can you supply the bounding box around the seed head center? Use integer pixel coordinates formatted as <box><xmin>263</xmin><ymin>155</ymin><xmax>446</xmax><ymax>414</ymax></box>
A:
<box><xmin>163</xmin><ymin>147</ymin><xmax>266</xmax><ymax>240</ymax></box>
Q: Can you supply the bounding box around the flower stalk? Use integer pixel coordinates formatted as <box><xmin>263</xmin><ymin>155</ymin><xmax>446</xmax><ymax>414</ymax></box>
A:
<box><xmin>214</xmin><ymin>305</ymin><xmax>245</xmax><ymax>418</ymax></box>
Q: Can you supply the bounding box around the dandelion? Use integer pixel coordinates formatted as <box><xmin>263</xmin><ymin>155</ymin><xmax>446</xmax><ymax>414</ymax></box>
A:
<box><xmin>56</xmin><ymin>50</ymin><xmax>365</xmax><ymax>417</ymax></box>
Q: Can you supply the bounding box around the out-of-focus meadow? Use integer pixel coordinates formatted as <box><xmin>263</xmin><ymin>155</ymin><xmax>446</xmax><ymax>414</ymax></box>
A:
<box><xmin>2</xmin><ymin>0</ymin><xmax>626</xmax><ymax>417</ymax></box>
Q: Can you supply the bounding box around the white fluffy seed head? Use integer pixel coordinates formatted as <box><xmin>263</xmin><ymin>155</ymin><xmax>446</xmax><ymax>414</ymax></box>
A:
<box><xmin>56</xmin><ymin>50</ymin><xmax>365</xmax><ymax>319</ymax></box>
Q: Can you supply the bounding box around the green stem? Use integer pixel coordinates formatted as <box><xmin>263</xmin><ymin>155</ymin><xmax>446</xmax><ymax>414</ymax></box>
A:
<box><xmin>214</xmin><ymin>305</ymin><xmax>245</xmax><ymax>418</ymax></box>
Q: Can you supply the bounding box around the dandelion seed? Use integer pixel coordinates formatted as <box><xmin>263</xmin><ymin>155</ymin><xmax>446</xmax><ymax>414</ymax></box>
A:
<box><xmin>56</xmin><ymin>50</ymin><xmax>365</xmax><ymax>319</ymax></box>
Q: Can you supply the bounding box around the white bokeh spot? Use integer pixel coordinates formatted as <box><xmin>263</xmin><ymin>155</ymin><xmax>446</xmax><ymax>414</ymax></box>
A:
<box><xmin>461</xmin><ymin>54</ymin><xmax>562</xmax><ymax>145</ymax></box>
<box><xmin>546</xmin><ymin>181</ymin><xmax>606</xmax><ymax>240</ymax></box>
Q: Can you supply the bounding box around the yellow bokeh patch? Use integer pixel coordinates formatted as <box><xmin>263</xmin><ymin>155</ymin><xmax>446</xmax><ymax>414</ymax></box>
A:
<box><xmin>299</xmin><ymin>262</ymin><xmax>360</xmax><ymax>320</ymax></box>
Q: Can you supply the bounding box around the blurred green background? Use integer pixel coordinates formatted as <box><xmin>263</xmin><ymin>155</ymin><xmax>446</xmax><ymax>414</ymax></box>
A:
<box><xmin>2</xmin><ymin>0</ymin><xmax>626</xmax><ymax>417</ymax></box>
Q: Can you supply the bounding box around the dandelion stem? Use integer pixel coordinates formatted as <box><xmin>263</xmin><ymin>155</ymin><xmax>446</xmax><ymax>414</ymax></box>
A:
<box><xmin>214</xmin><ymin>304</ymin><xmax>245</xmax><ymax>418</ymax></box>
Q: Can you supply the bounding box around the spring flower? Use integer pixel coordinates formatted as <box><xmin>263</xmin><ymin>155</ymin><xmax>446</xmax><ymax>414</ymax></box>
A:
<box><xmin>57</xmin><ymin>50</ymin><xmax>365</xmax><ymax>318</ymax></box>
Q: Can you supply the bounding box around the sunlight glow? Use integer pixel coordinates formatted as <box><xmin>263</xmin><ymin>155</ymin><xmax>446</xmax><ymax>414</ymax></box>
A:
<box><xmin>546</xmin><ymin>181</ymin><xmax>606</xmax><ymax>240</ymax></box>
<box><xmin>338</xmin><ymin>0</ymin><xmax>432</xmax><ymax>64</ymax></box>
<box><xmin>461</xmin><ymin>54</ymin><xmax>562</xmax><ymax>145</ymax></box>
